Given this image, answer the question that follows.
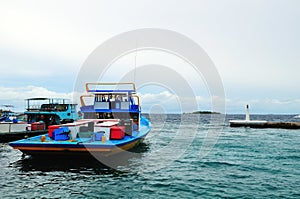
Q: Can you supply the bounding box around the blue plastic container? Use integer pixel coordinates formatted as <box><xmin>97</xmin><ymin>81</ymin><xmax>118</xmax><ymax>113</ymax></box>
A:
<box><xmin>93</xmin><ymin>132</ymin><xmax>105</xmax><ymax>141</ymax></box>
<box><xmin>53</xmin><ymin>127</ymin><xmax>70</xmax><ymax>141</ymax></box>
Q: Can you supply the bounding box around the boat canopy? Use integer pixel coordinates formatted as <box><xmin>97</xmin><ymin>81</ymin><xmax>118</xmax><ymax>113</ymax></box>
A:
<box><xmin>85</xmin><ymin>82</ymin><xmax>136</xmax><ymax>94</ymax></box>
<box><xmin>25</xmin><ymin>98</ymin><xmax>76</xmax><ymax>111</ymax></box>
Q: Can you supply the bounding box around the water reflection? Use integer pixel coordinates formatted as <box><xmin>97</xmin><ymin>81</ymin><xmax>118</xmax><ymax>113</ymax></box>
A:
<box><xmin>12</xmin><ymin>142</ymin><xmax>150</xmax><ymax>174</ymax></box>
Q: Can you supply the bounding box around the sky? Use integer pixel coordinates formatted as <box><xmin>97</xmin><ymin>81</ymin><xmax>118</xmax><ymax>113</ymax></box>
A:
<box><xmin>0</xmin><ymin>0</ymin><xmax>299</xmax><ymax>114</ymax></box>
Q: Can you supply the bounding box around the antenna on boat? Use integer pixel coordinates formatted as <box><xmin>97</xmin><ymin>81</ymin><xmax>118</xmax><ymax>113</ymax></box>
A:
<box><xmin>133</xmin><ymin>39</ymin><xmax>138</xmax><ymax>83</ymax></box>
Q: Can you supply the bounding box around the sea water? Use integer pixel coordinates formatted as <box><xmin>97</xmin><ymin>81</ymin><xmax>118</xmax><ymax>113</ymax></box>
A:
<box><xmin>0</xmin><ymin>114</ymin><xmax>299</xmax><ymax>198</ymax></box>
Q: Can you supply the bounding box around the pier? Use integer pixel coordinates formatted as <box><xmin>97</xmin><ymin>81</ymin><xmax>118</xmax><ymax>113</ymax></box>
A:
<box><xmin>229</xmin><ymin>105</ymin><xmax>300</xmax><ymax>129</ymax></box>
<box><xmin>230</xmin><ymin>121</ymin><xmax>300</xmax><ymax>129</ymax></box>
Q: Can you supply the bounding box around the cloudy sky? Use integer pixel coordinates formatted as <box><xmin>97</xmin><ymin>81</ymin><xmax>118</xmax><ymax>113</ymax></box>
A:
<box><xmin>0</xmin><ymin>0</ymin><xmax>299</xmax><ymax>114</ymax></box>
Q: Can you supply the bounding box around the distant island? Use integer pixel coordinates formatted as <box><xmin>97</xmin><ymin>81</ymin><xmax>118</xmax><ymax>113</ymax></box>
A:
<box><xmin>191</xmin><ymin>111</ymin><xmax>221</xmax><ymax>114</ymax></box>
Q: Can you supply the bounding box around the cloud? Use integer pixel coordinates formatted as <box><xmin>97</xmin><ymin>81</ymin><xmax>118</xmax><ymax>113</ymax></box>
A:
<box><xmin>226</xmin><ymin>98</ymin><xmax>300</xmax><ymax>114</ymax></box>
<box><xmin>0</xmin><ymin>86</ymin><xmax>71</xmax><ymax>100</ymax></box>
<box><xmin>140</xmin><ymin>91</ymin><xmax>300</xmax><ymax>114</ymax></box>
<box><xmin>0</xmin><ymin>1</ymin><xmax>300</xmax><ymax>115</ymax></box>
<box><xmin>0</xmin><ymin>85</ymin><xmax>299</xmax><ymax>114</ymax></box>
<box><xmin>139</xmin><ymin>91</ymin><xmax>213</xmax><ymax>113</ymax></box>
<box><xmin>0</xmin><ymin>85</ymin><xmax>80</xmax><ymax>111</ymax></box>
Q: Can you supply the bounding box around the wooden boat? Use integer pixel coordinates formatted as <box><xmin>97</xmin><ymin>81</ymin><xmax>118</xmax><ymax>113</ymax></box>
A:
<box><xmin>9</xmin><ymin>83</ymin><xmax>151</xmax><ymax>157</ymax></box>
<box><xmin>0</xmin><ymin>98</ymin><xmax>79</xmax><ymax>142</ymax></box>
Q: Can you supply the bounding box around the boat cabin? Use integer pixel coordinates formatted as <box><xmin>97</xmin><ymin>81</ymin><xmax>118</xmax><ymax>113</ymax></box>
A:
<box><xmin>80</xmin><ymin>83</ymin><xmax>140</xmax><ymax>130</ymax></box>
<box><xmin>24</xmin><ymin>98</ymin><xmax>79</xmax><ymax>127</ymax></box>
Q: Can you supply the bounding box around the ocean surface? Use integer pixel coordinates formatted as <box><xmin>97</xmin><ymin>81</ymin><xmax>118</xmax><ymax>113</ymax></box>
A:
<box><xmin>1</xmin><ymin>114</ymin><xmax>300</xmax><ymax>198</ymax></box>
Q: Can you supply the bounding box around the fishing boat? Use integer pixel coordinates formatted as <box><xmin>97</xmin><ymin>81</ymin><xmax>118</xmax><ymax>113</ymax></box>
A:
<box><xmin>0</xmin><ymin>98</ymin><xmax>79</xmax><ymax>142</ymax></box>
<box><xmin>9</xmin><ymin>83</ymin><xmax>151</xmax><ymax>157</ymax></box>
<box><xmin>0</xmin><ymin>105</ymin><xmax>16</xmax><ymax>122</ymax></box>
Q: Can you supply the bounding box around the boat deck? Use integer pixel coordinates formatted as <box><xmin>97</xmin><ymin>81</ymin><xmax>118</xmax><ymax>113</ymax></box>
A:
<box><xmin>13</xmin><ymin>129</ymin><xmax>143</xmax><ymax>147</ymax></box>
<box><xmin>9</xmin><ymin>117</ymin><xmax>151</xmax><ymax>156</ymax></box>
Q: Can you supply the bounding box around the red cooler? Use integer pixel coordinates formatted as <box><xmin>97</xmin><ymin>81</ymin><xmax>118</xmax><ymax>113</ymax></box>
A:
<box><xmin>110</xmin><ymin>126</ymin><xmax>125</xmax><ymax>140</ymax></box>
<box><xmin>31</xmin><ymin>122</ymin><xmax>46</xmax><ymax>131</ymax></box>
<box><xmin>48</xmin><ymin>125</ymin><xmax>60</xmax><ymax>138</ymax></box>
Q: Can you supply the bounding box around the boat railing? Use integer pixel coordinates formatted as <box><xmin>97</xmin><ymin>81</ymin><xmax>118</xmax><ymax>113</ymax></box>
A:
<box><xmin>80</xmin><ymin>90</ymin><xmax>140</xmax><ymax>112</ymax></box>
<box><xmin>25</xmin><ymin>98</ymin><xmax>74</xmax><ymax>112</ymax></box>
<box><xmin>26</xmin><ymin>106</ymin><xmax>41</xmax><ymax>111</ymax></box>
<box><xmin>80</xmin><ymin>94</ymin><xmax>94</xmax><ymax>107</ymax></box>
<box><xmin>80</xmin><ymin>96</ymin><xmax>140</xmax><ymax>112</ymax></box>
<box><xmin>85</xmin><ymin>82</ymin><xmax>136</xmax><ymax>93</ymax></box>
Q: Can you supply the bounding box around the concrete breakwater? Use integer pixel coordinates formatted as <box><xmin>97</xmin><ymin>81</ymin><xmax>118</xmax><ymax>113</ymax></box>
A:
<box><xmin>229</xmin><ymin>105</ymin><xmax>300</xmax><ymax>129</ymax></box>
<box><xmin>230</xmin><ymin>121</ymin><xmax>300</xmax><ymax>129</ymax></box>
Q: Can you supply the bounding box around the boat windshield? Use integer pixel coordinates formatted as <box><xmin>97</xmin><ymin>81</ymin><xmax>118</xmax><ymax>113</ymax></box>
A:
<box><xmin>40</xmin><ymin>104</ymin><xmax>69</xmax><ymax>111</ymax></box>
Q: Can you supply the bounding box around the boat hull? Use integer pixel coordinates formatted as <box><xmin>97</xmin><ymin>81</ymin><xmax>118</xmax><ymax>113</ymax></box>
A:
<box><xmin>13</xmin><ymin>137</ymin><xmax>145</xmax><ymax>158</ymax></box>
<box><xmin>0</xmin><ymin>121</ymin><xmax>45</xmax><ymax>142</ymax></box>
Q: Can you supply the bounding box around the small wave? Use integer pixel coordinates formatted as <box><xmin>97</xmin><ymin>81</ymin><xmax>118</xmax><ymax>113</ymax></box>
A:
<box><xmin>201</xmin><ymin>161</ymin><xmax>238</xmax><ymax>167</ymax></box>
<box><xmin>226</xmin><ymin>173</ymin><xmax>252</xmax><ymax>179</ymax></box>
